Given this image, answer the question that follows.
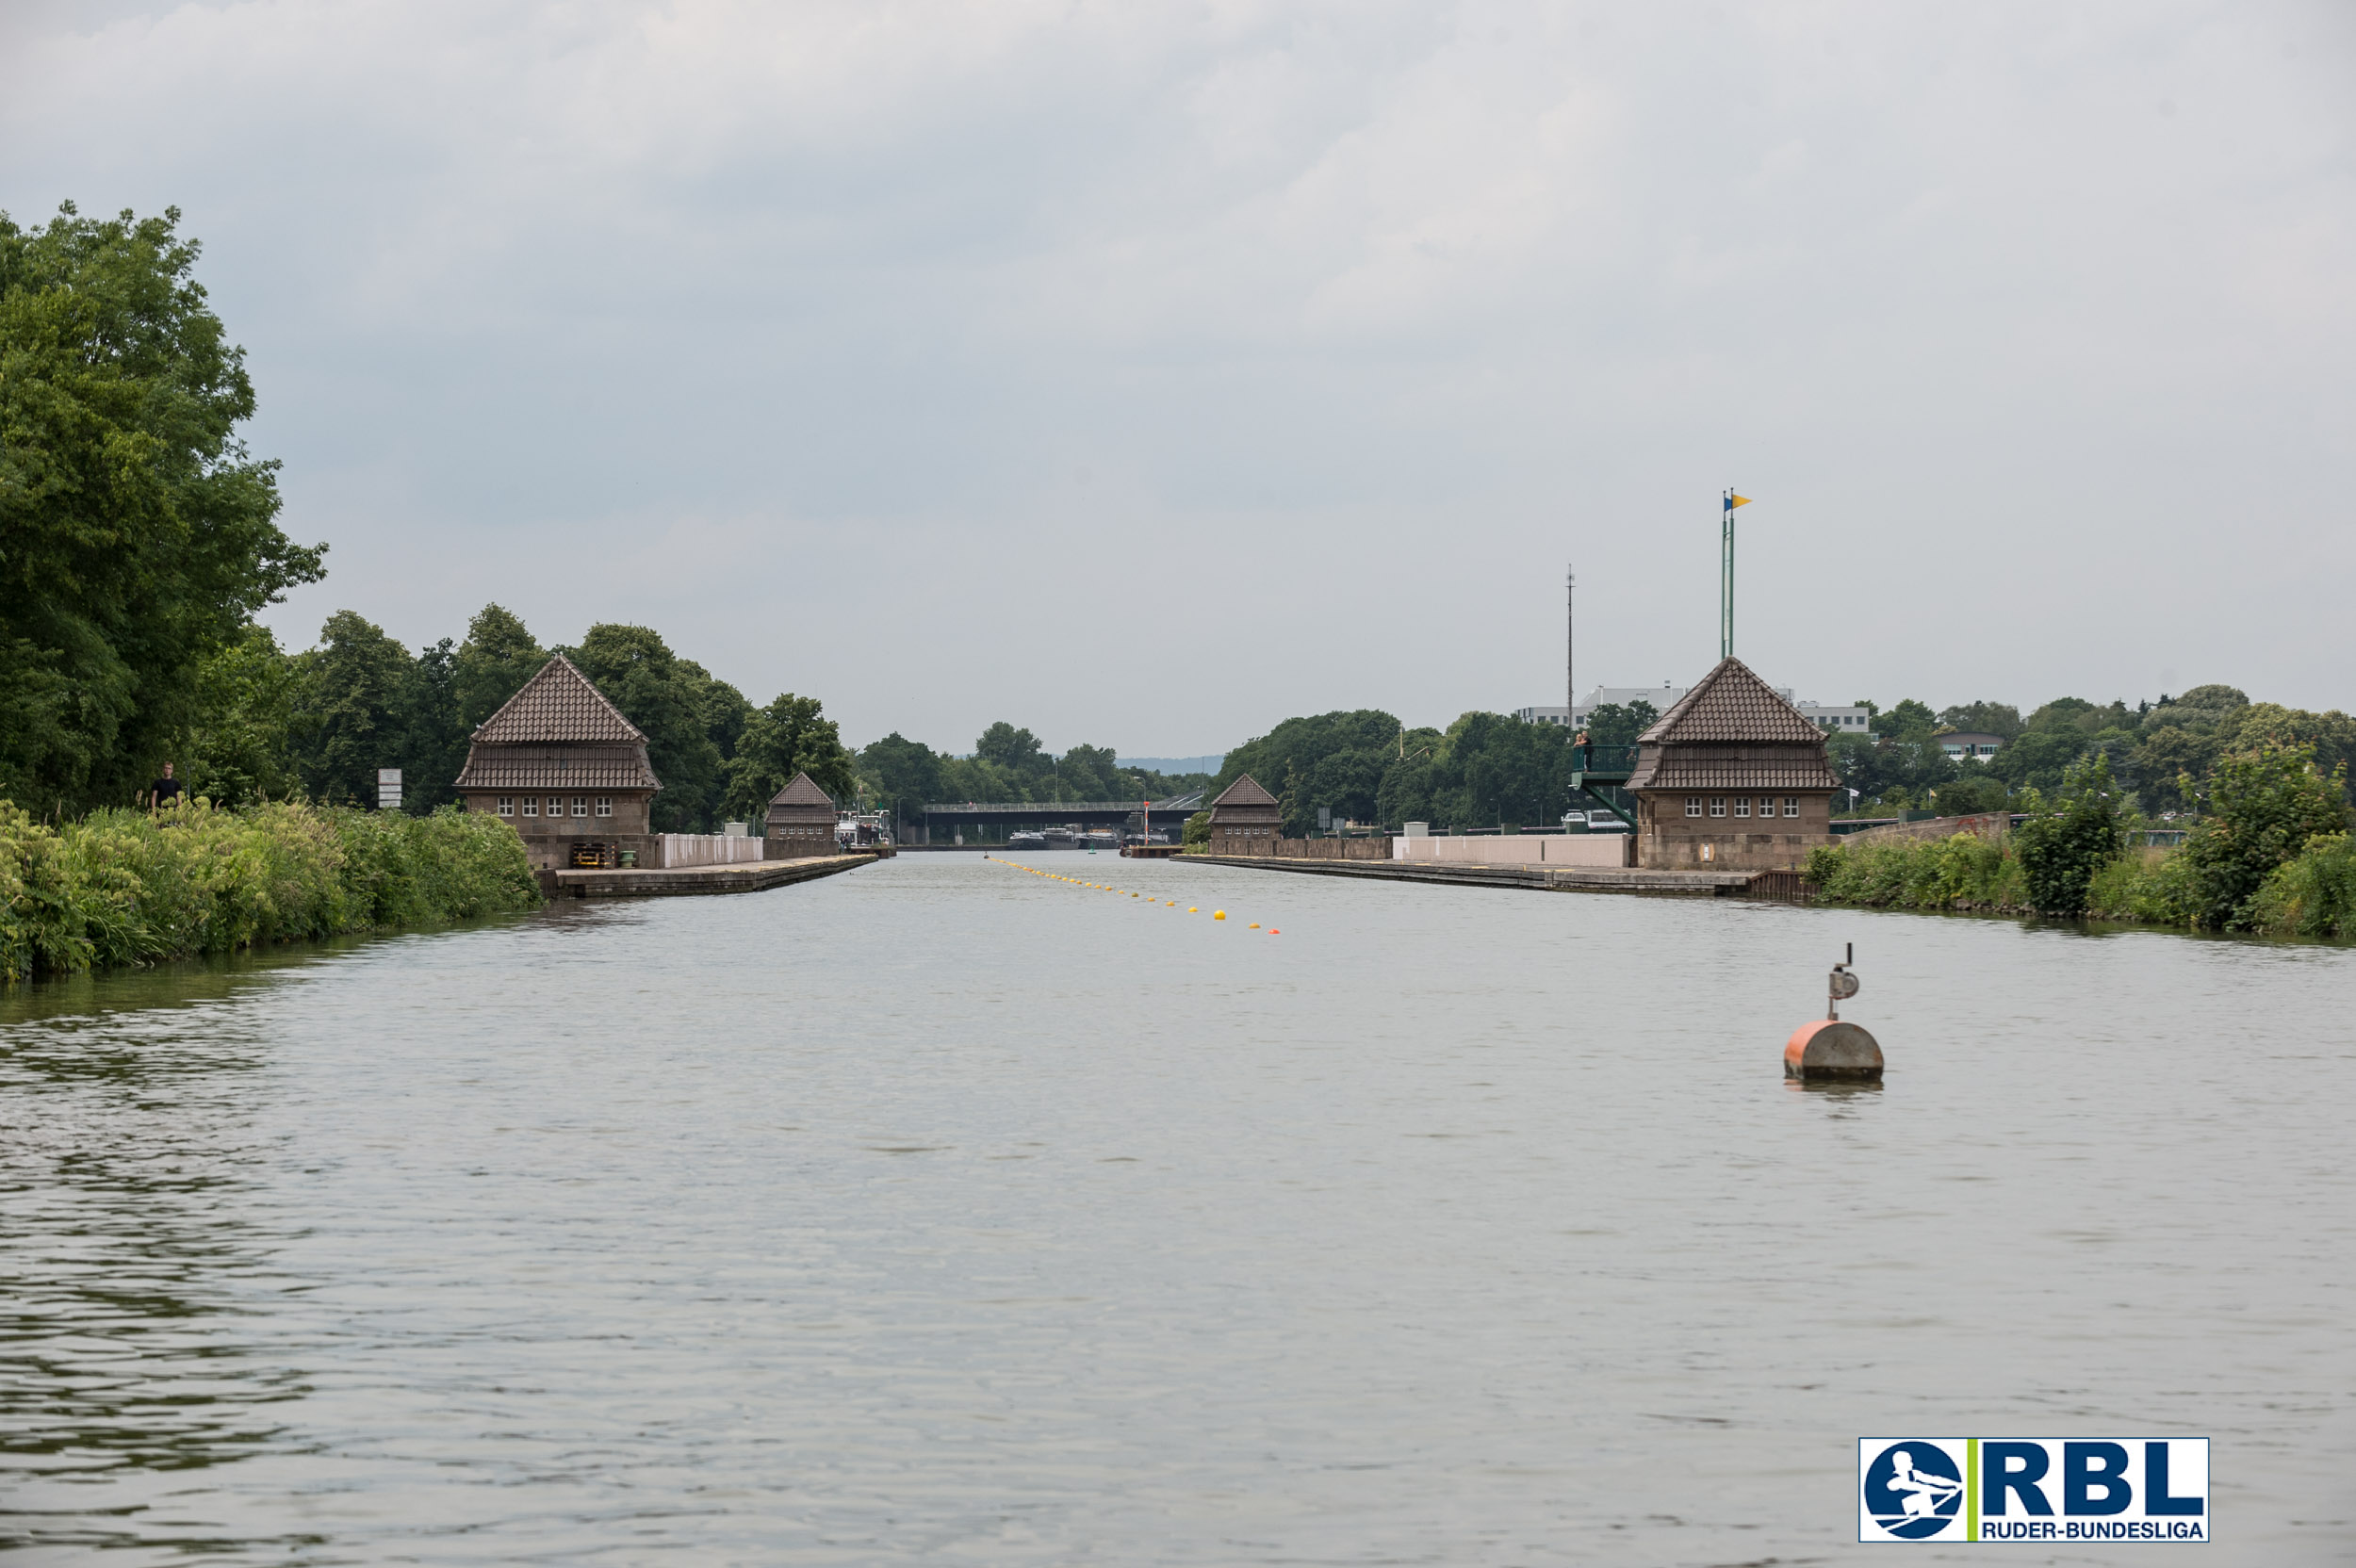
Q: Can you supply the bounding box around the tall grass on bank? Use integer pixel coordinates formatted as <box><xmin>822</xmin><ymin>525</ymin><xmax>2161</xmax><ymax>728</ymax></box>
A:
<box><xmin>0</xmin><ymin>798</ymin><xmax>540</xmax><ymax>982</ymax></box>
<box><xmin>1805</xmin><ymin>830</ymin><xmax>2356</xmax><ymax>939</ymax></box>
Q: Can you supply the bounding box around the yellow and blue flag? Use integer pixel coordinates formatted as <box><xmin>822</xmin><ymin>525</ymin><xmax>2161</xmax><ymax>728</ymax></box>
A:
<box><xmin>1724</xmin><ymin>491</ymin><xmax>1754</xmax><ymax>512</ymax></box>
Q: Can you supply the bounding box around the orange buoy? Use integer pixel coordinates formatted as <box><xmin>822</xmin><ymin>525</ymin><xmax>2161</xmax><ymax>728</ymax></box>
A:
<box><xmin>1787</xmin><ymin>944</ymin><xmax>1881</xmax><ymax>1081</ymax></box>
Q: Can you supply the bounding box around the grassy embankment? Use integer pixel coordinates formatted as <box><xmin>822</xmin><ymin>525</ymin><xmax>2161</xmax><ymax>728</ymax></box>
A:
<box><xmin>1803</xmin><ymin>830</ymin><xmax>2356</xmax><ymax>939</ymax></box>
<box><xmin>0</xmin><ymin>799</ymin><xmax>540</xmax><ymax>983</ymax></box>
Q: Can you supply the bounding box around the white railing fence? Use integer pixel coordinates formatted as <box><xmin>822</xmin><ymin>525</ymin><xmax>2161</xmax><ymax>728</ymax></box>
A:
<box><xmin>656</xmin><ymin>833</ymin><xmax>772</xmax><ymax>868</ymax></box>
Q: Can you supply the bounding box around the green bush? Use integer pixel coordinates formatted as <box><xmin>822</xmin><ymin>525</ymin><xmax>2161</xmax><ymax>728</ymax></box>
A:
<box><xmin>2249</xmin><ymin>833</ymin><xmax>2356</xmax><ymax>939</ymax></box>
<box><xmin>2176</xmin><ymin>745</ymin><xmax>2351</xmax><ymax>929</ymax></box>
<box><xmin>2012</xmin><ymin>754</ymin><xmax>2125</xmax><ymax>916</ymax></box>
<box><xmin>1805</xmin><ymin>831</ymin><xmax>2021</xmax><ymax>909</ymax></box>
<box><xmin>0</xmin><ymin>797</ymin><xmax>538</xmax><ymax>982</ymax></box>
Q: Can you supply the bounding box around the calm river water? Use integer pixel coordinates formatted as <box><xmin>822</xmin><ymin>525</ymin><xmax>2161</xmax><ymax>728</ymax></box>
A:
<box><xmin>4</xmin><ymin>854</ymin><xmax>2352</xmax><ymax>1564</ymax></box>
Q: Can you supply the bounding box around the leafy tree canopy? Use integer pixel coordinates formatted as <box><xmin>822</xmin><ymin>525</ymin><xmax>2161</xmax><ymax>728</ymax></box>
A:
<box><xmin>560</xmin><ymin>623</ymin><xmax>724</xmax><ymax>832</ymax></box>
<box><xmin>2179</xmin><ymin>744</ymin><xmax>2350</xmax><ymax>929</ymax></box>
<box><xmin>0</xmin><ymin>203</ymin><xmax>324</xmax><ymax>813</ymax></box>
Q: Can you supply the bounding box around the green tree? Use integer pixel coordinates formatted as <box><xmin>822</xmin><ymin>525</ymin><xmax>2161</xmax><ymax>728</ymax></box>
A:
<box><xmin>179</xmin><ymin>621</ymin><xmax>300</xmax><ymax>806</ymax></box>
<box><xmin>860</xmin><ymin>732</ymin><xmax>944</xmax><ymax>818</ymax></box>
<box><xmin>1879</xmin><ymin>698</ymin><xmax>1940</xmax><ymax>743</ymax></box>
<box><xmin>563</xmin><ymin>624</ymin><xmax>723</xmax><ymax>832</ymax></box>
<box><xmin>2178</xmin><ymin>744</ymin><xmax>2351</xmax><ymax>929</ymax></box>
<box><xmin>1938</xmin><ymin>701</ymin><xmax>2023</xmax><ymax>740</ymax></box>
<box><xmin>1584</xmin><ymin>699</ymin><xmax>1658</xmax><ymax>747</ymax></box>
<box><xmin>0</xmin><ymin>203</ymin><xmax>325</xmax><ymax>813</ymax></box>
<box><xmin>452</xmin><ymin>603</ymin><xmax>545</xmax><ymax>731</ymax></box>
<box><xmin>2013</xmin><ymin>753</ymin><xmax>2126</xmax><ymax>916</ymax></box>
<box><xmin>287</xmin><ymin>611</ymin><xmax>415</xmax><ymax>805</ymax></box>
<box><xmin>721</xmin><ymin>693</ymin><xmax>855</xmax><ymax>824</ymax></box>
<box><xmin>399</xmin><ymin>636</ymin><xmax>468</xmax><ymax>812</ymax></box>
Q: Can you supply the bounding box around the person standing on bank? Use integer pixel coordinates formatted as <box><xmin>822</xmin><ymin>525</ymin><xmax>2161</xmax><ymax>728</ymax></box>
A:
<box><xmin>147</xmin><ymin>761</ymin><xmax>185</xmax><ymax>809</ymax></box>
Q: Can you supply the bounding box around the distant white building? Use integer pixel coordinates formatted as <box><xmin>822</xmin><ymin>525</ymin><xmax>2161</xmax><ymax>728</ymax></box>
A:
<box><xmin>1519</xmin><ymin>684</ymin><xmax>1877</xmax><ymax>741</ymax></box>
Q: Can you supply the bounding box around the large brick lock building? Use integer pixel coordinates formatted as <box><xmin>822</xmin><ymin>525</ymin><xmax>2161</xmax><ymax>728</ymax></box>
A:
<box><xmin>1627</xmin><ymin>657</ymin><xmax>1840</xmax><ymax>872</ymax></box>
<box><xmin>454</xmin><ymin>655</ymin><xmax>663</xmax><ymax>871</ymax></box>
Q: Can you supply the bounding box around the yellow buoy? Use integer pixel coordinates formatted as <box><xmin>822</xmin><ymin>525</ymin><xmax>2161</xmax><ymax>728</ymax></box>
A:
<box><xmin>1187</xmin><ymin>906</ymin><xmax>1198</xmax><ymax>912</ymax></box>
<box><xmin>1249</xmin><ymin>923</ymin><xmax>1260</xmax><ymax>928</ymax></box>
<box><xmin>1213</xmin><ymin>910</ymin><xmax>1226</xmax><ymax>921</ymax></box>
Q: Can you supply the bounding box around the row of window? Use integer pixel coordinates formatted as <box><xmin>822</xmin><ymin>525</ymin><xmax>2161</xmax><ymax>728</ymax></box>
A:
<box><xmin>1223</xmin><ymin>825</ymin><xmax>1273</xmax><ymax>837</ymax></box>
<box><xmin>497</xmin><ymin>796</ymin><xmax>613</xmax><ymax>818</ymax></box>
<box><xmin>1685</xmin><ymin>796</ymin><xmax>1803</xmax><ymax>819</ymax></box>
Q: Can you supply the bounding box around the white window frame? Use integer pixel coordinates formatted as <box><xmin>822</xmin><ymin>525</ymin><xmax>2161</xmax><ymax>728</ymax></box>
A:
<box><xmin>1784</xmin><ymin>796</ymin><xmax>1801</xmax><ymax>818</ymax></box>
<box><xmin>596</xmin><ymin>796</ymin><xmax>613</xmax><ymax>818</ymax></box>
<box><xmin>1685</xmin><ymin>797</ymin><xmax>1703</xmax><ymax>818</ymax></box>
<box><xmin>1733</xmin><ymin>797</ymin><xmax>1750</xmax><ymax>818</ymax></box>
<box><xmin>572</xmin><ymin>796</ymin><xmax>589</xmax><ymax>818</ymax></box>
<box><xmin>497</xmin><ymin>796</ymin><xmax>514</xmax><ymax>817</ymax></box>
<box><xmin>521</xmin><ymin>797</ymin><xmax>537</xmax><ymax>817</ymax></box>
<box><xmin>1710</xmin><ymin>797</ymin><xmax>1726</xmax><ymax>818</ymax></box>
<box><xmin>546</xmin><ymin>796</ymin><xmax>563</xmax><ymax>819</ymax></box>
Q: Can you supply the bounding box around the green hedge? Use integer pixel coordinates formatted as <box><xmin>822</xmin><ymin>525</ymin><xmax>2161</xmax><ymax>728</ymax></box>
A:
<box><xmin>0</xmin><ymin>798</ymin><xmax>540</xmax><ymax>982</ymax></box>
<box><xmin>1804</xmin><ymin>829</ymin><xmax>2356</xmax><ymax>939</ymax></box>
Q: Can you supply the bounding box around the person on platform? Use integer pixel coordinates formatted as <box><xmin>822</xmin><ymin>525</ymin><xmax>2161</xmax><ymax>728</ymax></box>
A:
<box><xmin>147</xmin><ymin>761</ymin><xmax>185</xmax><ymax>809</ymax></box>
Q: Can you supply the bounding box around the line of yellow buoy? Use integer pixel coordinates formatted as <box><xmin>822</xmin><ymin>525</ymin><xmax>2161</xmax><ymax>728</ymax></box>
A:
<box><xmin>983</xmin><ymin>858</ymin><xmax>1279</xmax><ymax>934</ymax></box>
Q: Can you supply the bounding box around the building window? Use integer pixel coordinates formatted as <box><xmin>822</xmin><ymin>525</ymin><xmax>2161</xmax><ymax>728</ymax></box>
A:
<box><xmin>521</xmin><ymin>797</ymin><xmax>537</xmax><ymax>817</ymax></box>
<box><xmin>1685</xmin><ymin>797</ymin><xmax>1703</xmax><ymax>818</ymax></box>
<box><xmin>1734</xmin><ymin>797</ymin><xmax>1750</xmax><ymax>818</ymax></box>
<box><xmin>572</xmin><ymin>796</ymin><xmax>588</xmax><ymax>817</ymax></box>
<box><xmin>1784</xmin><ymin>796</ymin><xmax>1801</xmax><ymax>818</ymax></box>
<box><xmin>1710</xmin><ymin>797</ymin><xmax>1726</xmax><ymax>817</ymax></box>
<box><xmin>497</xmin><ymin>796</ymin><xmax>514</xmax><ymax>817</ymax></box>
<box><xmin>547</xmin><ymin>796</ymin><xmax>563</xmax><ymax>819</ymax></box>
<box><xmin>596</xmin><ymin>796</ymin><xmax>613</xmax><ymax>817</ymax></box>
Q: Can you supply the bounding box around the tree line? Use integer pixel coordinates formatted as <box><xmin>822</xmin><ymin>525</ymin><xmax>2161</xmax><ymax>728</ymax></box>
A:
<box><xmin>184</xmin><ymin>605</ymin><xmax>857</xmax><ymax>834</ymax></box>
<box><xmin>858</xmin><ymin>725</ymin><xmax>1208</xmax><ymax>824</ymax></box>
<box><xmin>1827</xmin><ymin>686</ymin><xmax>2356</xmax><ymax>818</ymax></box>
<box><xmin>1204</xmin><ymin>683</ymin><xmax>2354</xmax><ymax>837</ymax></box>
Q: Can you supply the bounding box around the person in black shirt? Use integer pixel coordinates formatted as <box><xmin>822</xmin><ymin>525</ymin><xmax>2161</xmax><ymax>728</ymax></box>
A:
<box><xmin>148</xmin><ymin>762</ymin><xmax>185</xmax><ymax>808</ymax></box>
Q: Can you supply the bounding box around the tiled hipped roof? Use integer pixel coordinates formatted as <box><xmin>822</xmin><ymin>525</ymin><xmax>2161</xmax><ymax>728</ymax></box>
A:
<box><xmin>453</xmin><ymin>656</ymin><xmax>663</xmax><ymax>792</ymax></box>
<box><xmin>1209</xmin><ymin>775</ymin><xmax>1280</xmax><ymax>808</ymax></box>
<box><xmin>1627</xmin><ymin>658</ymin><xmax>1839</xmax><ymax>792</ymax></box>
<box><xmin>1636</xmin><ymin>657</ymin><xmax>1824</xmax><ymax>744</ymax></box>
<box><xmin>472</xmin><ymin>655</ymin><xmax>647</xmax><ymax>743</ymax></box>
<box><xmin>1628</xmin><ymin>744</ymin><xmax>1841</xmax><ymax>792</ymax></box>
<box><xmin>770</xmin><ymin>772</ymin><xmax>836</xmax><ymax>808</ymax></box>
<box><xmin>454</xmin><ymin>746</ymin><xmax>662</xmax><ymax>791</ymax></box>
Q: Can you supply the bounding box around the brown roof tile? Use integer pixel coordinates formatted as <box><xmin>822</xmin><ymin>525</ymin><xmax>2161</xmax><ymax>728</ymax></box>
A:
<box><xmin>1637</xmin><ymin>657</ymin><xmax>1824</xmax><ymax>744</ymax></box>
<box><xmin>473</xmin><ymin>655</ymin><xmax>647</xmax><ymax>743</ymax></box>
<box><xmin>454</xmin><ymin>744</ymin><xmax>662</xmax><ymax>792</ymax></box>
<box><xmin>1627</xmin><ymin>744</ymin><xmax>1840</xmax><ymax>792</ymax></box>
<box><xmin>770</xmin><ymin>773</ymin><xmax>836</xmax><ymax>808</ymax></box>
<box><xmin>1210</xmin><ymin>775</ymin><xmax>1279</xmax><ymax>808</ymax></box>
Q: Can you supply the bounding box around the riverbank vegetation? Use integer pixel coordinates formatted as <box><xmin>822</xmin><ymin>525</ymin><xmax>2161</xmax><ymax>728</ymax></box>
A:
<box><xmin>1804</xmin><ymin>748</ymin><xmax>2355</xmax><ymax>938</ymax></box>
<box><xmin>0</xmin><ymin>798</ymin><xmax>539</xmax><ymax>983</ymax></box>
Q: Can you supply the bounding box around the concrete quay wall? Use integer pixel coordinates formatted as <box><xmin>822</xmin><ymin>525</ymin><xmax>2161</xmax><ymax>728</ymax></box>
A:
<box><xmin>1185</xmin><ymin>854</ymin><xmax>1753</xmax><ymax>897</ymax></box>
<box><xmin>544</xmin><ymin>852</ymin><xmax>881</xmax><ymax>900</ymax></box>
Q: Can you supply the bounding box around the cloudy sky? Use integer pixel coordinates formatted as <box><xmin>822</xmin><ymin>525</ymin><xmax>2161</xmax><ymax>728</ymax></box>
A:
<box><xmin>7</xmin><ymin>1</ymin><xmax>2351</xmax><ymax>757</ymax></box>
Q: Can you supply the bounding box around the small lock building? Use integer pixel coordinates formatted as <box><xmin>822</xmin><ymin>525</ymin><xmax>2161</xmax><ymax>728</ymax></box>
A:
<box><xmin>454</xmin><ymin>654</ymin><xmax>663</xmax><ymax>870</ymax></box>
<box><xmin>1205</xmin><ymin>775</ymin><xmax>1282</xmax><ymax>855</ymax></box>
<box><xmin>765</xmin><ymin>773</ymin><xmax>840</xmax><ymax>860</ymax></box>
<box><xmin>1626</xmin><ymin>656</ymin><xmax>1840</xmax><ymax>872</ymax></box>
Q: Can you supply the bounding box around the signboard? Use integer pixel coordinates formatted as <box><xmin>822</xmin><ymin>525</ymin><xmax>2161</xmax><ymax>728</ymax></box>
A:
<box><xmin>377</xmin><ymin>768</ymin><xmax>402</xmax><ymax>810</ymax></box>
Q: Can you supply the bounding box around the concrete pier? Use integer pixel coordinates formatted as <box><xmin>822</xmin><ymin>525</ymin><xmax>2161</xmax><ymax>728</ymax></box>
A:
<box><xmin>544</xmin><ymin>851</ymin><xmax>882</xmax><ymax>900</ymax></box>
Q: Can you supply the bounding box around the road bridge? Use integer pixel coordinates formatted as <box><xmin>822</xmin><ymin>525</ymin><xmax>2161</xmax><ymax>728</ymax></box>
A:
<box><xmin>919</xmin><ymin>792</ymin><xmax>1205</xmax><ymax>845</ymax></box>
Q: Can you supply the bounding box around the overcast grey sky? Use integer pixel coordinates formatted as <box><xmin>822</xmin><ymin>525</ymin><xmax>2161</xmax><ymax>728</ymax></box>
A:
<box><xmin>7</xmin><ymin>1</ymin><xmax>2351</xmax><ymax>756</ymax></box>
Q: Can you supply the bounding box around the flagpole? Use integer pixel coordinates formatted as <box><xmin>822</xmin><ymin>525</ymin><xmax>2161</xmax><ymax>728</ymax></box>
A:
<box><xmin>1720</xmin><ymin>490</ymin><xmax>1753</xmax><ymax>661</ymax></box>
